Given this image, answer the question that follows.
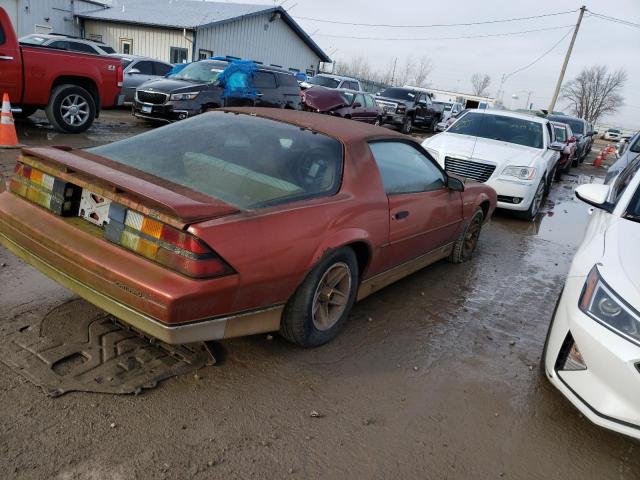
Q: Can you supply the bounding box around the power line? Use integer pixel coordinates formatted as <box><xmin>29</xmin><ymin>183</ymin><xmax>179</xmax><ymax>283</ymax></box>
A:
<box><xmin>504</xmin><ymin>29</ymin><xmax>573</xmax><ymax>80</ymax></box>
<box><xmin>293</xmin><ymin>9</ymin><xmax>578</xmax><ymax>28</ymax></box>
<box><xmin>314</xmin><ymin>24</ymin><xmax>574</xmax><ymax>42</ymax></box>
<box><xmin>587</xmin><ymin>11</ymin><xmax>640</xmax><ymax>29</ymax></box>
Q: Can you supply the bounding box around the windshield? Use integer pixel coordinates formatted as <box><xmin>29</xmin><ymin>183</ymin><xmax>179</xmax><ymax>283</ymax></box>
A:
<box><xmin>609</xmin><ymin>129</ymin><xmax>621</xmax><ymax>134</ymax></box>
<box><xmin>548</xmin><ymin>116</ymin><xmax>584</xmax><ymax>135</ymax></box>
<box><xmin>553</xmin><ymin>126</ymin><xmax>567</xmax><ymax>142</ymax></box>
<box><xmin>631</xmin><ymin>135</ymin><xmax>640</xmax><ymax>153</ymax></box>
<box><xmin>378</xmin><ymin>88</ymin><xmax>417</xmax><ymax>101</ymax></box>
<box><xmin>170</xmin><ymin>62</ymin><xmax>226</xmax><ymax>83</ymax></box>
<box><xmin>121</xmin><ymin>59</ymin><xmax>134</xmax><ymax>69</ymax></box>
<box><xmin>19</xmin><ymin>35</ymin><xmax>48</xmax><ymax>45</ymax></box>
<box><xmin>448</xmin><ymin>112</ymin><xmax>544</xmax><ymax>149</ymax></box>
<box><xmin>339</xmin><ymin>92</ymin><xmax>355</xmax><ymax>105</ymax></box>
<box><xmin>308</xmin><ymin>75</ymin><xmax>340</xmax><ymax>88</ymax></box>
<box><xmin>88</xmin><ymin>112</ymin><xmax>344</xmax><ymax>209</ymax></box>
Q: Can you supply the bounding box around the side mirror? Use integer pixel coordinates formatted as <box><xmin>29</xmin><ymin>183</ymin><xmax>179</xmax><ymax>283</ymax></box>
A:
<box><xmin>575</xmin><ymin>184</ymin><xmax>613</xmax><ymax>211</ymax></box>
<box><xmin>549</xmin><ymin>143</ymin><xmax>564</xmax><ymax>152</ymax></box>
<box><xmin>587</xmin><ymin>131</ymin><xmax>595</xmax><ymax>136</ymax></box>
<box><xmin>569</xmin><ymin>136</ymin><xmax>577</xmax><ymax>143</ymax></box>
<box><xmin>593</xmin><ymin>130</ymin><xmax>599</xmax><ymax>135</ymax></box>
<box><xmin>352</xmin><ymin>102</ymin><xmax>362</xmax><ymax>108</ymax></box>
<box><xmin>447</xmin><ymin>176</ymin><xmax>465</xmax><ymax>192</ymax></box>
<box><xmin>128</xmin><ymin>68</ymin><xmax>141</xmax><ymax>74</ymax></box>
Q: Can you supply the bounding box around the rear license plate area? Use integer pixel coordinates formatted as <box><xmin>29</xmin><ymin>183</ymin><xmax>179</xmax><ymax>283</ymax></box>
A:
<box><xmin>79</xmin><ymin>189</ymin><xmax>111</xmax><ymax>227</ymax></box>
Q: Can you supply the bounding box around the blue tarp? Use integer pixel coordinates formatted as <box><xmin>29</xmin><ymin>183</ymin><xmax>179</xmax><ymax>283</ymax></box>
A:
<box><xmin>167</xmin><ymin>63</ymin><xmax>189</xmax><ymax>76</ymax></box>
<box><xmin>218</xmin><ymin>60</ymin><xmax>259</xmax><ymax>100</ymax></box>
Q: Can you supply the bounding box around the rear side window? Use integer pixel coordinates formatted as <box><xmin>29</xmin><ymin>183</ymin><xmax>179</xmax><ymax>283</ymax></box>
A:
<box><xmin>0</xmin><ymin>25</ymin><xmax>5</xmax><ymax>45</ymax></box>
<box><xmin>254</xmin><ymin>72</ymin><xmax>277</xmax><ymax>88</ymax></box>
<box><xmin>276</xmin><ymin>73</ymin><xmax>299</xmax><ymax>87</ymax></box>
<box><xmin>369</xmin><ymin>141</ymin><xmax>445</xmax><ymax>194</ymax></box>
<box><xmin>553</xmin><ymin>126</ymin><xmax>567</xmax><ymax>142</ymax></box>
<box><xmin>364</xmin><ymin>94</ymin><xmax>375</xmax><ymax>108</ymax></box>
<box><xmin>154</xmin><ymin>62</ymin><xmax>172</xmax><ymax>76</ymax></box>
<box><xmin>88</xmin><ymin>112</ymin><xmax>344</xmax><ymax>209</ymax></box>
<box><xmin>49</xmin><ymin>40</ymin><xmax>69</xmax><ymax>50</ymax></box>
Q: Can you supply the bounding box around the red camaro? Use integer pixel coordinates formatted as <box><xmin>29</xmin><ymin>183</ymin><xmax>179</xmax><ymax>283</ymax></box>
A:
<box><xmin>0</xmin><ymin>109</ymin><xmax>496</xmax><ymax>347</ymax></box>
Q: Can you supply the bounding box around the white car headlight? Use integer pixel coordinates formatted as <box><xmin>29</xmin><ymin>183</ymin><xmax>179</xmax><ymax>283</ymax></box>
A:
<box><xmin>501</xmin><ymin>166</ymin><xmax>536</xmax><ymax>180</ymax></box>
<box><xmin>170</xmin><ymin>92</ymin><xmax>200</xmax><ymax>101</ymax></box>
<box><xmin>580</xmin><ymin>266</ymin><xmax>640</xmax><ymax>345</ymax></box>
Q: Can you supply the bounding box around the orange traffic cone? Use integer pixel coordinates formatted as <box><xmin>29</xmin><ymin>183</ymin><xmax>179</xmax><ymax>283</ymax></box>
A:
<box><xmin>593</xmin><ymin>149</ymin><xmax>604</xmax><ymax>167</ymax></box>
<box><xmin>0</xmin><ymin>93</ymin><xmax>22</xmax><ymax>149</ymax></box>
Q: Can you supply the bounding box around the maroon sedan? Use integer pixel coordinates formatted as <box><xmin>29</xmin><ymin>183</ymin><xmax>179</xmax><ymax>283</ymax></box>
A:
<box><xmin>301</xmin><ymin>86</ymin><xmax>382</xmax><ymax>124</ymax></box>
<box><xmin>551</xmin><ymin>121</ymin><xmax>578</xmax><ymax>179</ymax></box>
<box><xmin>0</xmin><ymin>109</ymin><xmax>496</xmax><ymax>348</ymax></box>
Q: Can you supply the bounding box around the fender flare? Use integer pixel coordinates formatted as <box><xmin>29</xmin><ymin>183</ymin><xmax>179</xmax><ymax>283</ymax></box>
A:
<box><xmin>306</xmin><ymin>228</ymin><xmax>375</xmax><ymax>276</ymax></box>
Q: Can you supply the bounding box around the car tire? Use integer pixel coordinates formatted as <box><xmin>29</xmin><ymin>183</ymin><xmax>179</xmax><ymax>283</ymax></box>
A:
<box><xmin>448</xmin><ymin>208</ymin><xmax>484</xmax><ymax>263</ymax></box>
<box><xmin>401</xmin><ymin>116</ymin><xmax>413</xmax><ymax>135</ymax></box>
<box><xmin>14</xmin><ymin>106</ymin><xmax>38</xmax><ymax>119</ymax></box>
<box><xmin>546</xmin><ymin>166</ymin><xmax>556</xmax><ymax>193</ymax></box>
<box><xmin>515</xmin><ymin>177</ymin><xmax>546</xmax><ymax>221</ymax></box>
<box><xmin>280</xmin><ymin>247</ymin><xmax>360</xmax><ymax>348</ymax></box>
<box><xmin>45</xmin><ymin>84</ymin><xmax>96</xmax><ymax>133</ymax></box>
<box><xmin>374</xmin><ymin>116</ymin><xmax>382</xmax><ymax>126</ymax></box>
<box><xmin>430</xmin><ymin>118</ymin><xmax>438</xmax><ymax>133</ymax></box>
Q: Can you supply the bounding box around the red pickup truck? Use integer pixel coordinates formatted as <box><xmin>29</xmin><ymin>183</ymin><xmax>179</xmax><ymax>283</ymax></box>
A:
<box><xmin>0</xmin><ymin>7</ymin><xmax>123</xmax><ymax>133</ymax></box>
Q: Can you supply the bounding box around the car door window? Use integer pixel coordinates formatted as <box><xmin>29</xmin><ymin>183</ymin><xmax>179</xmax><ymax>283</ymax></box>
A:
<box><xmin>364</xmin><ymin>94</ymin><xmax>375</xmax><ymax>109</ymax></box>
<box><xmin>154</xmin><ymin>62</ymin><xmax>172</xmax><ymax>76</ymax></box>
<box><xmin>48</xmin><ymin>40</ymin><xmax>69</xmax><ymax>50</ymax></box>
<box><xmin>254</xmin><ymin>72</ymin><xmax>277</xmax><ymax>89</ymax></box>
<box><xmin>68</xmin><ymin>41</ymin><xmax>97</xmax><ymax>54</ymax></box>
<box><xmin>134</xmin><ymin>61</ymin><xmax>154</xmax><ymax>75</ymax></box>
<box><xmin>369</xmin><ymin>141</ymin><xmax>445</xmax><ymax>194</ymax></box>
<box><xmin>276</xmin><ymin>73</ymin><xmax>298</xmax><ymax>87</ymax></box>
<box><xmin>354</xmin><ymin>94</ymin><xmax>365</xmax><ymax>107</ymax></box>
<box><xmin>0</xmin><ymin>25</ymin><xmax>5</xmax><ymax>45</ymax></box>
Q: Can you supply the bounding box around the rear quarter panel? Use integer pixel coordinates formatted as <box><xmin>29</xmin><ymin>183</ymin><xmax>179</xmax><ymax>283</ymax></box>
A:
<box><xmin>460</xmin><ymin>182</ymin><xmax>497</xmax><ymax>221</ymax></box>
<box><xmin>20</xmin><ymin>46</ymin><xmax>120</xmax><ymax>107</ymax></box>
<box><xmin>188</xmin><ymin>140</ymin><xmax>390</xmax><ymax>314</ymax></box>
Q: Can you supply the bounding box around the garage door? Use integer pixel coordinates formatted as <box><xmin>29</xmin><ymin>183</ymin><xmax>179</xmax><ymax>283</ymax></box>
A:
<box><xmin>3</xmin><ymin>0</ymin><xmax>19</xmax><ymax>33</ymax></box>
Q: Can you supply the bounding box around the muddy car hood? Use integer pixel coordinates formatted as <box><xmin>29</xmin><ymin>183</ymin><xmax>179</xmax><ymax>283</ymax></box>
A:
<box><xmin>425</xmin><ymin>133</ymin><xmax>543</xmax><ymax>168</ymax></box>
<box><xmin>21</xmin><ymin>147</ymin><xmax>239</xmax><ymax>226</ymax></box>
<box><xmin>302</xmin><ymin>87</ymin><xmax>348</xmax><ymax>112</ymax></box>
<box><xmin>138</xmin><ymin>77</ymin><xmax>211</xmax><ymax>94</ymax></box>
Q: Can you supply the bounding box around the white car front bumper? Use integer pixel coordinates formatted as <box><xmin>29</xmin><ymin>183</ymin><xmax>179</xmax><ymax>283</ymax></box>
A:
<box><xmin>486</xmin><ymin>177</ymin><xmax>539</xmax><ymax>212</ymax></box>
<box><xmin>544</xmin><ymin>276</ymin><xmax>640</xmax><ymax>440</ymax></box>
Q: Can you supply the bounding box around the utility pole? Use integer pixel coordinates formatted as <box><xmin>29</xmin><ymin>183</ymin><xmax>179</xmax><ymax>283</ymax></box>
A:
<box><xmin>391</xmin><ymin>57</ymin><xmax>398</xmax><ymax>85</ymax></box>
<box><xmin>547</xmin><ymin>5</ymin><xmax>586</xmax><ymax>113</ymax></box>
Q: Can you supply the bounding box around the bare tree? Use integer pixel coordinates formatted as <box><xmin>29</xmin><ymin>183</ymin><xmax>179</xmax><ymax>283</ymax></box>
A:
<box><xmin>412</xmin><ymin>56</ymin><xmax>433</xmax><ymax>87</ymax></box>
<box><xmin>471</xmin><ymin>73</ymin><xmax>491</xmax><ymax>96</ymax></box>
<box><xmin>561</xmin><ymin>65</ymin><xmax>626</xmax><ymax>123</ymax></box>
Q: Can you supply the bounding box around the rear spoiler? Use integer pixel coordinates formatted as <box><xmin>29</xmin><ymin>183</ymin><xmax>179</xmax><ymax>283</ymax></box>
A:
<box><xmin>20</xmin><ymin>147</ymin><xmax>240</xmax><ymax>228</ymax></box>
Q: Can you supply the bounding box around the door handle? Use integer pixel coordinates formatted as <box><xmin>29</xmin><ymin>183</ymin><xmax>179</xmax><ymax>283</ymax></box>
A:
<box><xmin>393</xmin><ymin>211</ymin><xmax>409</xmax><ymax>220</ymax></box>
<box><xmin>0</xmin><ymin>55</ymin><xmax>15</xmax><ymax>61</ymax></box>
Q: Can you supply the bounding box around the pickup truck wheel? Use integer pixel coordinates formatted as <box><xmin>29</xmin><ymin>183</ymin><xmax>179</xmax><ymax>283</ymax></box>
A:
<box><xmin>375</xmin><ymin>116</ymin><xmax>383</xmax><ymax>126</ymax></box>
<box><xmin>46</xmin><ymin>84</ymin><xmax>96</xmax><ymax>133</ymax></box>
<box><xmin>430</xmin><ymin>118</ymin><xmax>438</xmax><ymax>133</ymax></box>
<box><xmin>401</xmin><ymin>116</ymin><xmax>413</xmax><ymax>134</ymax></box>
<box><xmin>448</xmin><ymin>208</ymin><xmax>484</xmax><ymax>263</ymax></box>
<box><xmin>280</xmin><ymin>247</ymin><xmax>359</xmax><ymax>348</ymax></box>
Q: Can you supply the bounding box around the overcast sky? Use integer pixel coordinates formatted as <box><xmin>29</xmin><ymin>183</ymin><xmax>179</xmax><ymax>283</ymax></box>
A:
<box><xmin>252</xmin><ymin>0</ymin><xmax>639</xmax><ymax>129</ymax></box>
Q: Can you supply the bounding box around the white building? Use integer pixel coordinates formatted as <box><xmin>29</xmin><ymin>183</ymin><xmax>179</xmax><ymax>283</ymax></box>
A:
<box><xmin>76</xmin><ymin>0</ymin><xmax>330</xmax><ymax>76</ymax></box>
<box><xmin>1</xmin><ymin>0</ymin><xmax>108</xmax><ymax>36</ymax></box>
<box><xmin>405</xmin><ymin>85</ymin><xmax>495</xmax><ymax>109</ymax></box>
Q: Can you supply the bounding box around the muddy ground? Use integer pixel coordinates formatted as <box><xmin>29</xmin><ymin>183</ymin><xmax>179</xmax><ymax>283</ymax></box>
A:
<box><xmin>0</xmin><ymin>110</ymin><xmax>637</xmax><ymax>479</ymax></box>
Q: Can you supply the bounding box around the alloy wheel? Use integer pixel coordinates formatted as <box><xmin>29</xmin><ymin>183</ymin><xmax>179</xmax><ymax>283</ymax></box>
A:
<box><xmin>311</xmin><ymin>262</ymin><xmax>352</xmax><ymax>331</ymax></box>
<box><xmin>60</xmin><ymin>94</ymin><xmax>90</xmax><ymax>127</ymax></box>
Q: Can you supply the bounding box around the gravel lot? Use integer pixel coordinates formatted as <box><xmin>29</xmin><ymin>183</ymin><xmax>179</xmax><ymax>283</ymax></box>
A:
<box><xmin>0</xmin><ymin>110</ymin><xmax>637</xmax><ymax>480</ymax></box>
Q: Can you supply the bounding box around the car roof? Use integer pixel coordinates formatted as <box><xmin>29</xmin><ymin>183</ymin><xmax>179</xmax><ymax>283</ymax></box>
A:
<box><xmin>222</xmin><ymin>107</ymin><xmax>406</xmax><ymax>143</ymax></box>
<box><xmin>22</xmin><ymin>33</ymin><xmax>104</xmax><ymax>44</ymax></box>
<box><xmin>315</xmin><ymin>74</ymin><xmax>359</xmax><ymax>81</ymax></box>
<box><xmin>195</xmin><ymin>60</ymin><xmax>295</xmax><ymax>75</ymax></box>
<box><xmin>547</xmin><ymin>114</ymin><xmax>585</xmax><ymax>123</ymax></box>
<box><xmin>335</xmin><ymin>88</ymin><xmax>368</xmax><ymax>94</ymax></box>
<box><xmin>467</xmin><ymin>108</ymin><xmax>548</xmax><ymax>124</ymax></box>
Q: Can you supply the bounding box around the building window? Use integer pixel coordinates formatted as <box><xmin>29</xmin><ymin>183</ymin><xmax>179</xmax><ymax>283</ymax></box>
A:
<box><xmin>34</xmin><ymin>24</ymin><xmax>52</xmax><ymax>34</ymax></box>
<box><xmin>87</xmin><ymin>33</ymin><xmax>103</xmax><ymax>42</ymax></box>
<box><xmin>288</xmin><ymin>68</ymin><xmax>300</xmax><ymax>73</ymax></box>
<box><xmin>119</xmin><ymin>38</ymin><xmax>133</xmax><ymax>55</ymax></box>
<box><xmin>198</xmin><ymin>49</ymin><xmax>212</xmax><ymax>60</ymax></box>
<box><xmin>170</xmin><ymin>47</ymin><xmax>189</xmax><ymax>64</ymax></box>
<box><xmin>306</xmin><ymin>68</ymin><xmax>315</xmax><ymax>77</ymax></box>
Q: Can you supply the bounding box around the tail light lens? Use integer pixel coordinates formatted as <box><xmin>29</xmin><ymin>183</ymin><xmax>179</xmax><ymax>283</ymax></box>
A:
<box><xmin>9</xmin><ymin>163</ymin><xmax>81</xmax><ymax>216</ymax></box>
<box><xmin>105</xmin><ymin>203</ymin><xmax>234</xmax><ymax>279</ymax></box>
<box><xmin>117</xmin><ymin>64</ymin><xmax>124</xmax><ymax>88</ymax></box>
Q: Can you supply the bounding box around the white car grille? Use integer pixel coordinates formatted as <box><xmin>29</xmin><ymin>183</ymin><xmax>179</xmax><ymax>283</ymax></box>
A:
<box><xmin>445</xmin><ymin>157</ymin><xmax>496</xmax><ymax>183</ymax></box>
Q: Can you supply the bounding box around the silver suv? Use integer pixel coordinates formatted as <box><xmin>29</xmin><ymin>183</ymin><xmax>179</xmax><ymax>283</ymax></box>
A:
<box><xmin>19</xmin><ymin>34</ymin><xmax>116</xmax><ymax>55</ymax></box>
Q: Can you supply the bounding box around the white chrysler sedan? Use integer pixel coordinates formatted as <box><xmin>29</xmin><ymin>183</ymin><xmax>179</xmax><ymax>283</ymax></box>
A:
<box><xmin>422</xmin><ymin>110</ymin><xmax>561</xmax><ymax>220</ymax></box>
<box><xmin>542</xmin><ymin>155</ymin><xmax>640</xmax><ymax>440</ymax></box>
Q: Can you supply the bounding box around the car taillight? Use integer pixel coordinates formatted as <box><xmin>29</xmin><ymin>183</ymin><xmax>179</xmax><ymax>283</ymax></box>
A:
<box><xmin>117</xmin><ymin>64</ymin><xmax>124</xmax><ymax>88</ymax></box>
<box><xmin>105</xmin><ymin>203</ymin><xmax>234</xmax><ymax>279</ymax></box>
<box><xmin>9</xmin><ymin>163</ymin><xmax>81</xmax><ymax>215</ymax></box>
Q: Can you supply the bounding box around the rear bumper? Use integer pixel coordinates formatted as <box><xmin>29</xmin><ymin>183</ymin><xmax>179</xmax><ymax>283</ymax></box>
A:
<box><xmin>0</xmin><ymin>192</ymin><xmax>282</xmax><ymax>343</ymax></box>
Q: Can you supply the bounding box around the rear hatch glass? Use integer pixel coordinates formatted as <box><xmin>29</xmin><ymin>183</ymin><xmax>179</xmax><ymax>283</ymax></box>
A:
<box><xmin>88</xmin><ymin>112</ymin><xmax>344</xmax><ymax>209</ymax></box>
